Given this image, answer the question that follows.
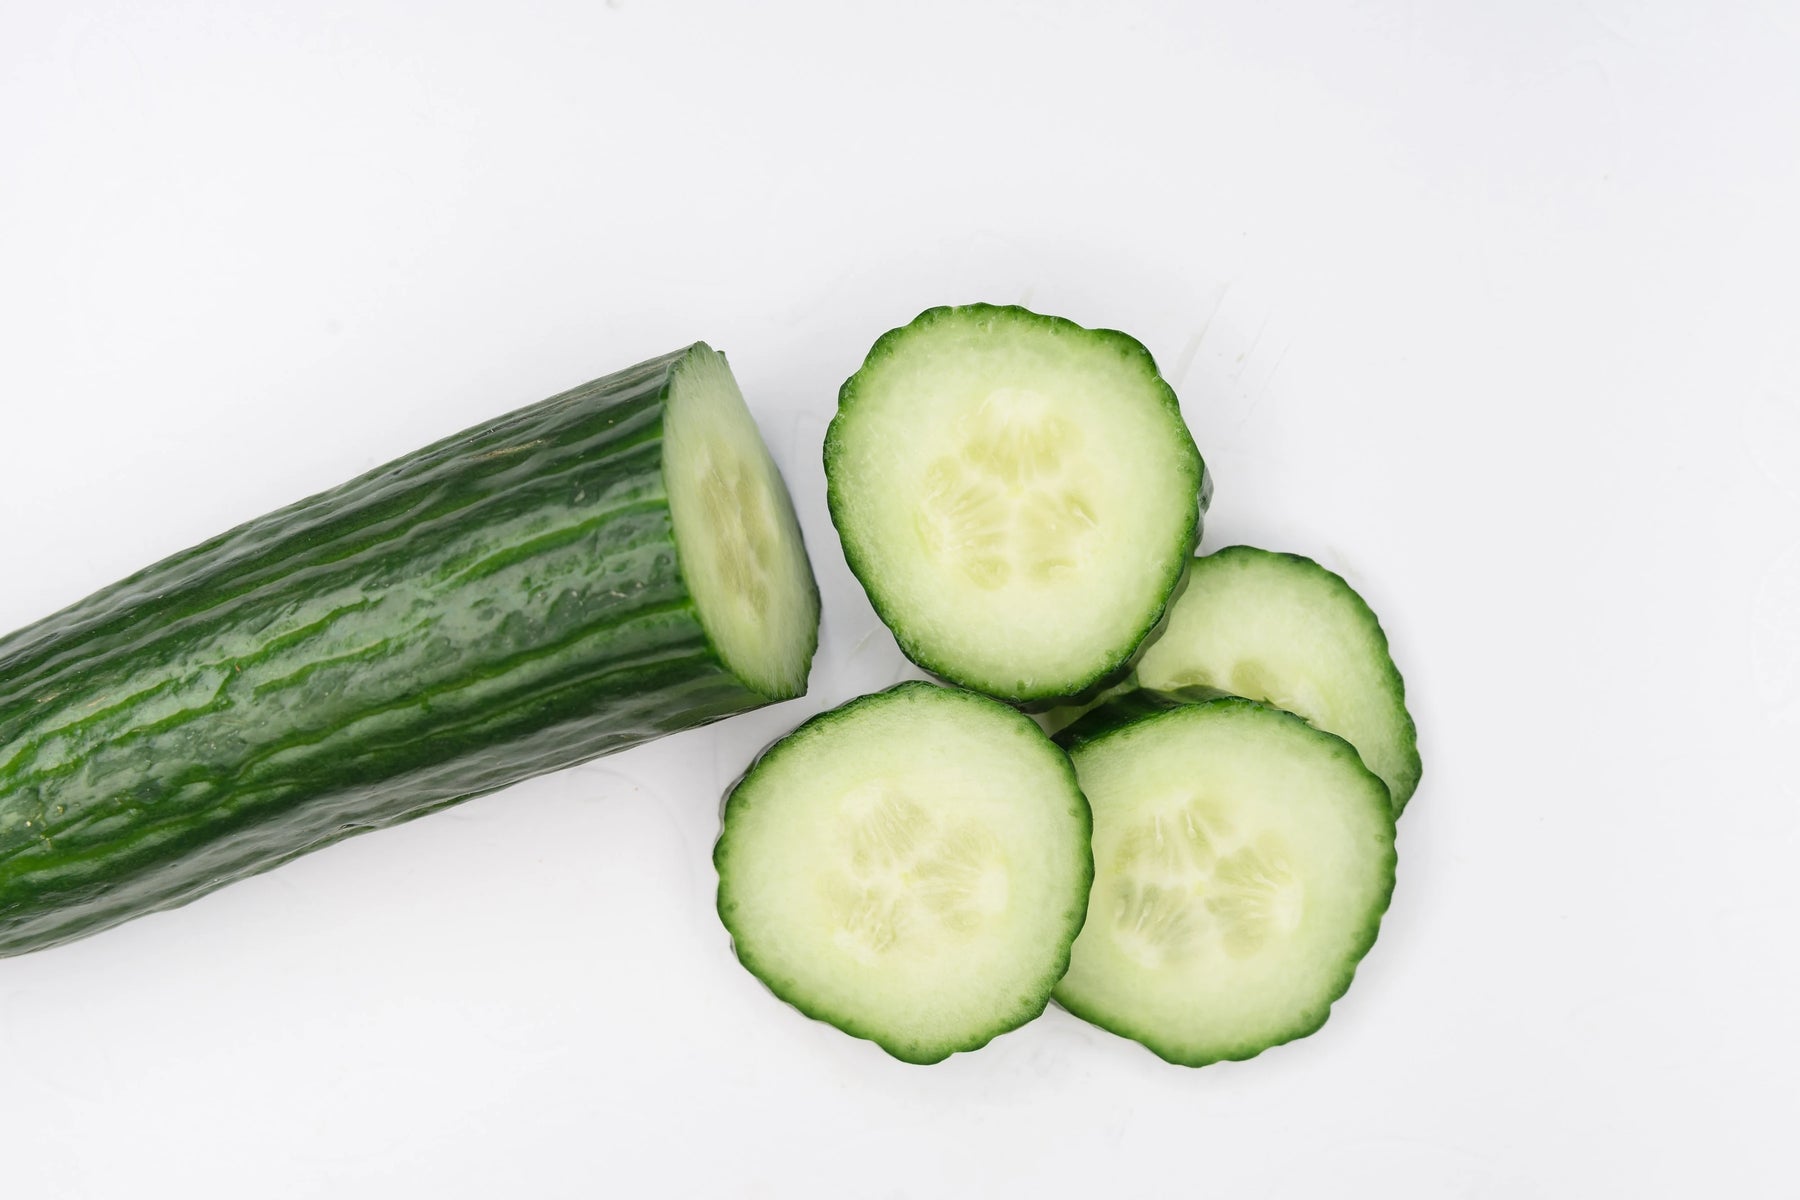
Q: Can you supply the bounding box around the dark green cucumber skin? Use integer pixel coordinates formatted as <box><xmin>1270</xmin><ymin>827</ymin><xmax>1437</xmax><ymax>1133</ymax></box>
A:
<box><xmin>0</xmin><ymin>344</ymin><xmax>817</xmax><ymax>957</ymax></box>
<box><xmin>826</xmin><ymin>303</ymin><xmax>1209</xmax><ymax>706</ymax></box>
<box><xmin>1050</xmin><ymin>684</ymin><xmax>1236</xmax><ymax>748</ymax></box>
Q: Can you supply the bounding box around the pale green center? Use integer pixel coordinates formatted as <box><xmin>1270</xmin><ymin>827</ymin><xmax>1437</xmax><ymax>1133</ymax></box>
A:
<box><xmin>1107</xmin><ymin>797</ymin><xmax>1303</xmax><ymax>969</ymax></box>
<box><xmin>913</xmin><ymin>388</ymin><xmax>1102</xmax><ymax>591</ymax></box>
<box><xmin>821</xmin><ymin>783</ymin><xmax>1011</xmax><ymax>963</ymax></box>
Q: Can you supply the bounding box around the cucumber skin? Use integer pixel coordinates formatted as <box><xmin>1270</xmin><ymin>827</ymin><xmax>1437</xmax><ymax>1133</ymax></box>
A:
<box><xmin>715</xmin><ymin>680</ymin><xmax>1094</xmax><ymax>1065</ymax></box>
<box><xmin>1049</xmin><ymin>684</ymin><xmax>1235</xmax><ymax>747</ymax></box>
<box><xmin>826</xmin><ymin>303</ymin><xmax>1209</xmax><ymax>706</ymax></box>
<box><xmin>1052</xmin><ymin>694</ymin><xmax>1397</xmax><ymax>1068</ymax></box>
<box><xmin>0</xmin><ymin>345</ymin><xmax>819</xmax><ymax>958</ymax></box>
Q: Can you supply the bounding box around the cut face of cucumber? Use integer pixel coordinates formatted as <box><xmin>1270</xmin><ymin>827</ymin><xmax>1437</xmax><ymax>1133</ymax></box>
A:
<box><xmin>1055</xmin><ymin>698</ymin><xmax>1395</xmax><ymax>1066</ymax></box>
<box><xmin>1134</xmin><ymin>546</ymin><xmax>1421</xmax><ymax>810</ymax></box>
<box><xmin>665</xmin><ymin>345</ymin><xmax>818</xmax><ymax>699</ymax></box>
<box><xmin>827</xmin><ymin>305</ymin><xmax>1204</xmax><ymax>702</ymax></box>
<box><xmin>715</xmin><ymin>682</ymin><xmax>1092</xmax><ymax>1064</ymax></box>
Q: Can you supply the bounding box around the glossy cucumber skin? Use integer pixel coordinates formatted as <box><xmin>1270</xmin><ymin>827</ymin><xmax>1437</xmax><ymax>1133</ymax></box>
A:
<box><xmin>0</xmin><ymin>346</ymin><xmax>814</xmax><ymax>957</ymax></box>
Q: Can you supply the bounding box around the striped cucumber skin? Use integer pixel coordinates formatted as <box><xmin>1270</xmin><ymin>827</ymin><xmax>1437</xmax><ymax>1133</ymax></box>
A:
<box><xmin>0</xmin><ymin>345</ymin><xmax>816</xmax><ymax>957</ymax></box>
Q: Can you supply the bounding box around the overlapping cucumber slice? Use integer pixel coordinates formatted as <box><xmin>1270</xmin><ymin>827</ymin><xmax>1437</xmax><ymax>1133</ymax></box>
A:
<box><xmin>1135</xmin><ymin>546</ymin><xmax>1421</xmax><ymax>810</ymax></box>
<box><xmin>1055</xmin><ymin>696</ymin><xmax>1396</xmax><ymax>1066</ymax></box>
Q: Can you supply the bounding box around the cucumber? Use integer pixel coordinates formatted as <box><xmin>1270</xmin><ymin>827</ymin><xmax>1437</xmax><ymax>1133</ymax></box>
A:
<box><xmin>715</xmin><ymin>681</ymin><xmax>1092</xmax><ymax>1064</ymax></box>
<box><xmin>0</xmin><ymin>343</ymin><xmax>819</xmax><ymax>957</ymax></box>
<box><xmin>826</xmin><ymin>304</ymin><xmax>1206</xmax><ymax>703</ymax></box>
<box><xmin>1134</xmin><ymin>546</ymin><xmax>1421</xmax><ymax>810</ymax></box>
<box><xmin>1054</xmin><ymin>694</ymin><xmax>1395</xmax><ymax>1066</ymax></box>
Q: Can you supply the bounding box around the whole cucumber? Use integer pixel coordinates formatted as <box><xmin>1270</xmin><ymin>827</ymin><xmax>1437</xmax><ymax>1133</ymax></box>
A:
<box><xmin>0</xmin><ymin>344</ymin><xmax>819</xmax><ymax>956</ymax></box>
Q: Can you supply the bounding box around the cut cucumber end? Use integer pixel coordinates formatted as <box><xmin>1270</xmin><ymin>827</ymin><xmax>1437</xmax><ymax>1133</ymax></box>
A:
<box><xmin>1054</xmin><ymin>699</ymin><xmax>1395</xmax><ymax>1066</ymax></box>
<box><xmin>827</xmin><ymin>305</ymin><xmax>1203</xmax><ymax>701</ymax></box>
<box><xmin>664</xmin><ymin>344</ymin><xmax>820</xmax><ymax>701</ymax></box>
<box><xmin>716</xmin><ymin>682</ymin><xmax>1093</xmax><ymax>1064</ymax></box>
<box><xmin>1133</xmin><ymin>546</ymin><xmax>1421</xmax><ymax>810</ymax></box>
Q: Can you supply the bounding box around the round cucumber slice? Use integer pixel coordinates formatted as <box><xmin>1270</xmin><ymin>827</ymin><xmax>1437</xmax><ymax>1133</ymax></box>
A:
<box><xmin>826</xmin><ymin>304</ymin><xmax>1206</xmax><ymax>703</ymax></box>
<box><xmin>665</xmin><ymin>344</ymin><xmax>819</xmax><ymax>700</ymax></box>
<box><xmin>1055</xmin><ymin>696</ymin><xmax>1396</xmax><ymax>1067</ymax></box>
<box><xmin>1134</xmin><ymin>546</ymin><xmax>1421</xmax><ymax>810</ymax></box>
<box><xmin>716</xmin><ymin>681</ymin><xmax>1093</xmax><ymax>1064</ymax></box>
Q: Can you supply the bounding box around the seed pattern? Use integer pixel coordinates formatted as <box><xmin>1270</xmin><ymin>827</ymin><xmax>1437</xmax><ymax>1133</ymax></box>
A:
<box><xmin>699</xmin><ymin>451</ymin><xmax>775</xmax><ymax>612</ymax></box>
<box><xmin>1209</xmin><ymin>837</ymin><xmax>1302</xmax><ymax>959</ymax></box>
<box><xmin>961</xmin><ymin>396</ymin><xmax>1076</xmax><ymax>486</ymax></box>
<box><xmin>1109</xmin><ymin>799</ymin><xmax>1303</xmax><ymax>968</ymax></box>
<box><xmin>916</xmin><ymin>462</ymin><xmax>1012</xmax><ymax>589</ymax></box>
<box><xmin>913</xmin><ymin>821</ymin><xmax>1009</xmax><ymax>932</ymax></box>
<box><xmin>914</xmin><ymin>390</ymin><xmax>1099</xmax><ymax>590</ymax></box>
<box><xmin>824</xmin><ymin>786</ymin><xmax>1010</xmax><ymax>959</ymax></box>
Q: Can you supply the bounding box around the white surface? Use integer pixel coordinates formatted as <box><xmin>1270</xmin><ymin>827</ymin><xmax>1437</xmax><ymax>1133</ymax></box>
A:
<box><xmin>0</xmin><ymin>1</ymin><xmax>1794</xmax><ymax>1196</ymax></box>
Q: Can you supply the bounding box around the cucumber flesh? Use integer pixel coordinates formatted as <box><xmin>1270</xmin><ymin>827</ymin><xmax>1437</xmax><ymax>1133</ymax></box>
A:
<box><xmin>665</xmin><ymin>347</ymin><xmax>817</xmax><ymax>698</ymax></box>
<box><xmin>1134</xmin><ymin>546</ymin><xmax>1421</xmax><ymax>810</ymax></box>
<box><xmin>716</xmin><ymin>681</ymin><xmax>1092</xmax><ymax>1064</ymax></box>
<box><xmin>826</xmin><ymin>304</ymin><xmax>1205</xmax><ymax>702</ymax></box>
<box><xmin>1055</xmin><ymin>697</ymin><xmax>1395</xmax><ymax>1066</ymax></box>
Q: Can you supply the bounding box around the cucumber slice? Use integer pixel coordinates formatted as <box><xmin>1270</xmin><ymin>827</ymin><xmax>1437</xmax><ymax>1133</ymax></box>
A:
<box><xmin>1055</xmin><ymin>696</ymin><xmax>1395</xmax><ymax>1067</ymax></box>
<box><xmin>1134</xmin><ymin>546</ymin><xmax>1421</xmax><ymax>810</ymax></box>
<box><xmin>826</xmin><ymin>304</ymin><xmax>1206</xmax><ymax>702</ymax></box>
<box><xmin>716</xmin><ymin>681</ymin><xmax>1092</xmax><ymax>1064</ymax></box>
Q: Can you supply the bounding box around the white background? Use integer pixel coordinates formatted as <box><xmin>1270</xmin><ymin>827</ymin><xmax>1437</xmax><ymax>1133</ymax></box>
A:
<box><xmin>2</xmin><ymin>1</ymin><xmax>1795</xmax><ymax>1196</ymax></box>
